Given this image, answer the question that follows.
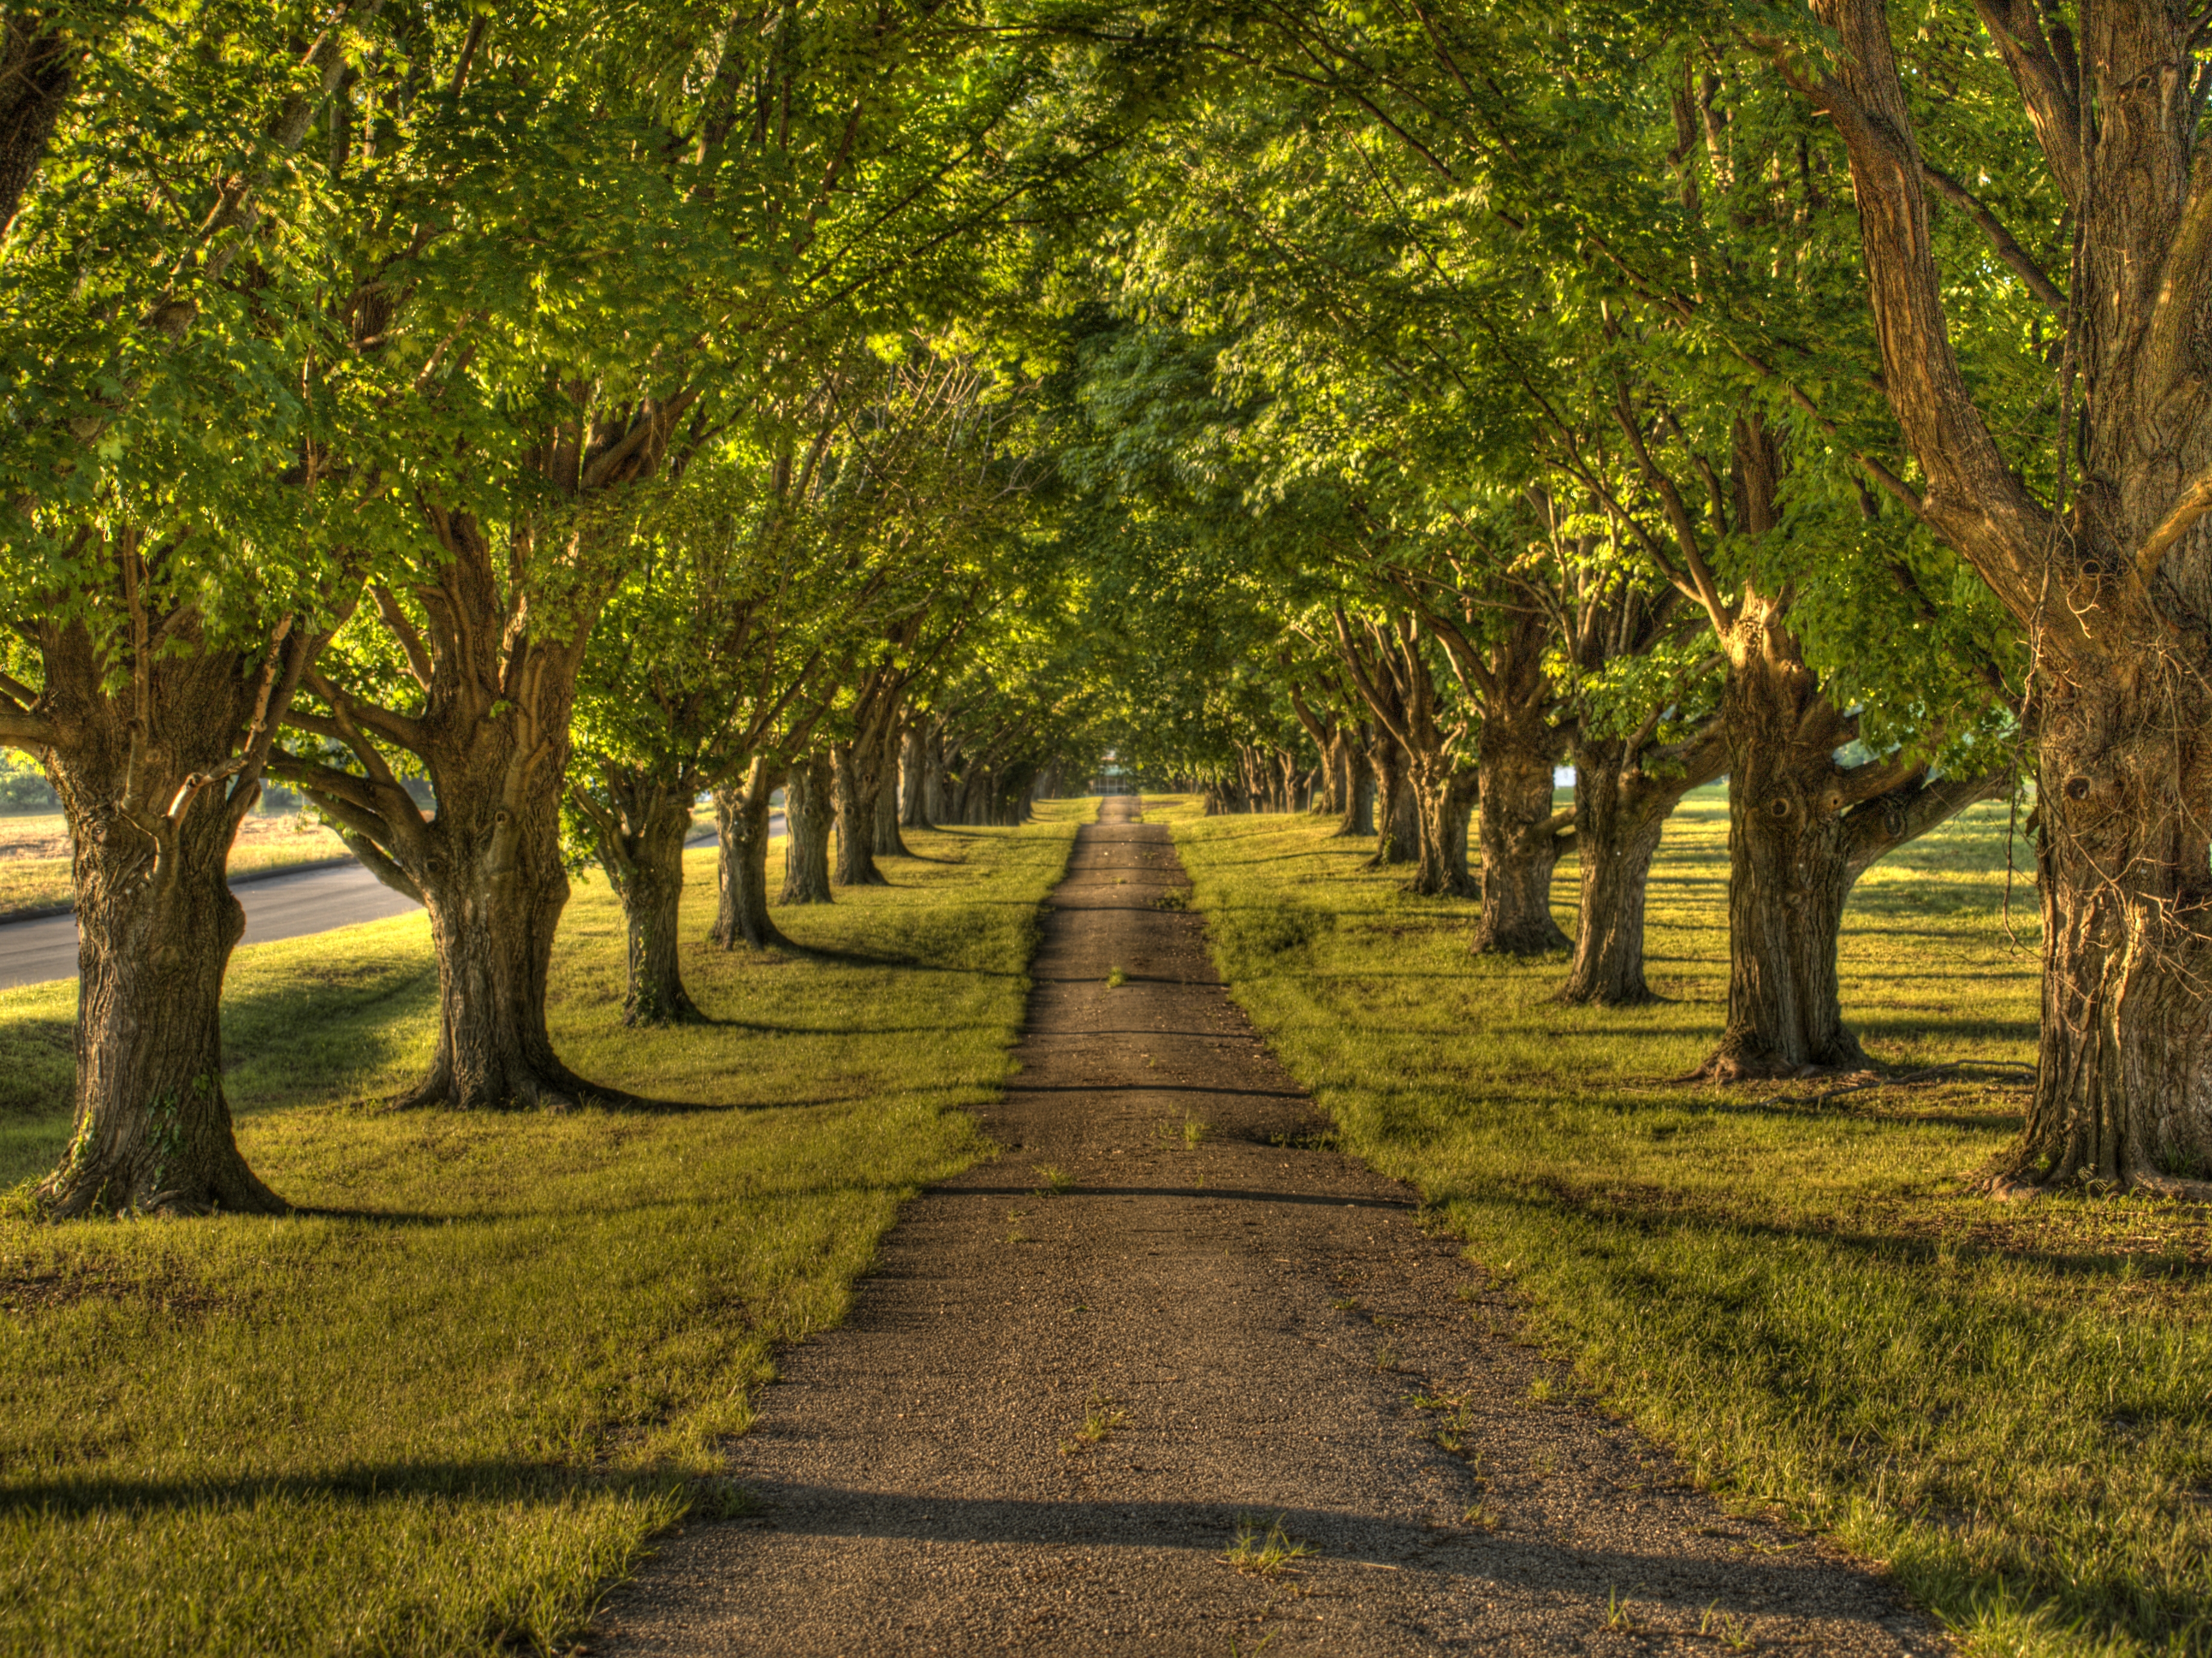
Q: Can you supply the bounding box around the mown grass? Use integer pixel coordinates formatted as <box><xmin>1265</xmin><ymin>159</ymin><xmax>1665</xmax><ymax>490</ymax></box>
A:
<box><xmin>1158</xmin><ymin>787</ymin><xmax>2211</xmax><ymax>1658</ymax></box>
<box><xmin>0</xmin><ymin>806</ymin><xmax>1084</xmax><ymax>1657</ymax></box>
<box><xmin>0</xmin><ymin>809</ymin><xmax>346</xmax><ymax>917</ymax></box>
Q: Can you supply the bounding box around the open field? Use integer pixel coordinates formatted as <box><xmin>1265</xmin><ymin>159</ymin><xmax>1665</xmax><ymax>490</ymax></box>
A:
<box><xmin>0</xmin><ymin>811</ymin><xmax>348</xmax><ymax>918</ymax></box>
<box><xmin>1158</xmin><ymin>787</ymin><xmax>2211</xmax><ymax>1658</ymax></box>
<box><xmin>0</xmin><ymin>807</ymin><xmax>1083</xmax><ymax>1657</ymax></box>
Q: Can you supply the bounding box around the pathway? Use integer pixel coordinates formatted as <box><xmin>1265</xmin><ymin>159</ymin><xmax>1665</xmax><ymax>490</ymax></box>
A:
<box><xmin>594</xmin><ymin>797</ymin><xmax>1937</xmax><ymax>1656</ymax></box>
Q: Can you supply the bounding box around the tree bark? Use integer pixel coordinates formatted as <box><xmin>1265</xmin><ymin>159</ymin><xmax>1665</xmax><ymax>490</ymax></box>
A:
<box><xmin>1470</xmin><ymin>741</ymin><xmax>1566</xmax><ymax>951</ymax></box>
<box><xmin>899</xmin><ymin>725</ymin><xmax>932</xmax><ymax>829</ymax></box>
<box><xmin>1558</xmin><ymin>726</ymin><xmax>1726</xmax><ymax>1004</ymax></box>
<box><xmin>832</xmin><ymin>735</ymin><xmax>888</xmax><ymax>886</ymax></box>
<box><xmin>1405</xmin><ymin>751</ymin><xmax>1479</xmax><ymax>898</ymax></box>
<box><xmin>873</xmin><ymin>720</ymin><xmax>909</xmax><ymax>859</ymax></box>
<box><xmin>781</xmin><ymin>751</ymin><xmax>835</xmax><ymax>904</ymax></box>
<box><xmin>1366</xmin><ymin>740</ymin><xmax>1415</xmax><ymax>865</ymax></box>
<box><xmin>571</xmin><ymin>771</ymin><xmax>698</xmax><ymax>1026</ymax></box>
<box><xmin>30</xmin><ymin>615</ymin><xmax>307</xmax><ymax>1218</ymax></box>
<box><xmin>712</xmin><ymin>754</ymin><xmax>789</xmax><ymax>950</ymax></box>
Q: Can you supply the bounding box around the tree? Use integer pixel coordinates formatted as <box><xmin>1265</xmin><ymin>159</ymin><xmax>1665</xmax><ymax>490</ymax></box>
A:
<box><xmin>0</xmin><ymin>0</ymin><xmax>386</xmax><ymax>1214</ymax></box>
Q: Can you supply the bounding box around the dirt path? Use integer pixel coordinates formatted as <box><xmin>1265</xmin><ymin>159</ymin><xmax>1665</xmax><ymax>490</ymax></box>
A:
<box><xmin>595</xmin><ymin>800</ymin><xmax>1938</xmax><ymax>1656</ymax></box>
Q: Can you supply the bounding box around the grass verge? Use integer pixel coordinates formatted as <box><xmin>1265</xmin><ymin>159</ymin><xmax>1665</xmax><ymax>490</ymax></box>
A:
<box><xmin>0</xmin><ymin>806</ymin><xmax>1084</xmax><ymax>1657</ymax></box>
<box><xmin>1157</xmin><ymin>787</ymin><xmax>2210</xmax><ymax>1658</ymax></box>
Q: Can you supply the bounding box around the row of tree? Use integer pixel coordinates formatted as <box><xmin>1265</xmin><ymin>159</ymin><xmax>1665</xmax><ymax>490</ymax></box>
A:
<box><xmin>8</xmin><ymin>0</ymin><xmax>2212</xmax><ymax>1211</ymax></box>
<box><xmin>0</xmin><ymin>0</ymin><xmax>1119</xmax><ymax>1217</ymax></box>
<box><xmin>1055</xmin><ymin>0</ymin><xmax>2212</xmax><ymax>1198</ymax></box>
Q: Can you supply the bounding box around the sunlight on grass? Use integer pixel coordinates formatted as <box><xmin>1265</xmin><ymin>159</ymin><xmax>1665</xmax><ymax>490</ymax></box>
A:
<box><xmin>0</xmin><ymin>806</ymin><xmax>1086</xmax><ymax>1657</ymax></box>
<box><xmin>1160</xmin><ymin>788</ymin><xmax>2210</xmax><ymax>1658</ymax></box>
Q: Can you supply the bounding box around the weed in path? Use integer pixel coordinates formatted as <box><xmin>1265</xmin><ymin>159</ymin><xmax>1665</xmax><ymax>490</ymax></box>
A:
<box><xmin>1223</xmin><ymin>1514</ymin><xmax>1314</xmax><ymax>1578</ymax></box>
<box><xmin>1154</xmin><ymin>890</ymin><xmax>1188</xmax><ymax>911</ymax></box>
<box><xmin>1033</xmin><ymin>1165</ymin><xmax>1072</xmax><ymax>1196</ymax></box>
<box><xmin>1701</xmin><ymin>1603</ymin><xmax>1757</xmax><ymax>1651</ymax></box>
<box><xmin>1184</xmin><ymin>1117</ymin><xmax>1209</xmax><ymax>1147</ymax></box>
<box><xmin>1602</xmin><ymin>1588</ymin><xmax>1641</xmax><ymax>1633</ymax></box>
<box><xmin>1371</xmin><ymin>1342</ymin><xmax>1402</xmax><ymax>1373</ymax></box>
<box><xmin>1525</xmin><ymin>1376</ymin><xmax>1554</xmax><ymax>1404</ymax></box>
<box><xmin>1105</xmin><ymin>966</ymin><xmax>1127</xmax><ymax>987</ymax></box>
<box><xmin>1059</xmin><ymin>1390</ymin><xmax>1128</xmax><ymax>1455</ymax></box>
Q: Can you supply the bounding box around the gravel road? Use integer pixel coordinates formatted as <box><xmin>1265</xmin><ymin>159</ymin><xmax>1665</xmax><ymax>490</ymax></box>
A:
<box><xmin>592</xmin><ymin>797</ymin><xmax>1940</xmax><ymax>1656</ymax></box>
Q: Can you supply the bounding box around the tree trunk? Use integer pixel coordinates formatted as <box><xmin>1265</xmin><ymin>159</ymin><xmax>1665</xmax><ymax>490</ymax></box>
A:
<box><xmin>1470</xmin><ymin>740</ymin><xmax>1568</xmax><ymax>951</ymax></box>
<box><xmin>1698</xmin><ymin>621</ymin><xmax>1866</xmax><ymax>1079</ymax></box>
<box><xmin>900</xmin><ymin>726</ymin><xmax>932</xmax><ymax>829</ymax></box>
<box><xmin>1405</xmin><ymin>752</ymin><xmax>1479</xmax><ymax>898</ymax></box>
<box><xmin>574</xmin><ymin>772</ymin><xmax>698</xmax><ymax>1027</ymax></box>
<box><xmin>2005</xmin><ymin>672</ymin><xmax>2212</xmax><ymax>1189</ymax></box>
<box><xmin>712</xmin><ymin>755</ymin><xmax>789</xmax><ymax>950</ymax></box>
<box><xmin>1558</xmin><ymin>728</ymin><xmax>1725</xmax><ymax>1004</ymax></box>
<box><xmin>873</xmin><ymin>722</ymin><xmax>909</xmax><ymax>859</ymax></box>
<box><xmin>781</xmin><ymin>751</ymin><xmax>835</xmax><ymax>904</ymax></box>
<box><xmin>28</xmin><ymin>613</ymin><xmax>309</xmax><ymax>1219</ymax></box>
<box><xmin>1368</xmin><ymin>740</ymin><xmax>1416</xmax><ymax>865</ymax></box>
<box><xmin>832</xmin><ymin>737</ymin><xmax>888</xmax><ymax>886</ymax></box>
<box><xmin>403</xmin><ymin>772</ymin><xmax>592</xmax><ymax>1109</ymax></box>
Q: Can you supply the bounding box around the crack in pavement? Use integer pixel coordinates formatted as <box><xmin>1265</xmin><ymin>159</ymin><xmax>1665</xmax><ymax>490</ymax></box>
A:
<box><xmin>592</xmin><ymin>798</ymin><xmax>1941</xmax><ymax>1655</ymax></box>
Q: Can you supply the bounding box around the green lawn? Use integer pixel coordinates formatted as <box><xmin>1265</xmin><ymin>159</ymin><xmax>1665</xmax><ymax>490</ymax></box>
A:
<box><xmin>0</xmin><ymin>806</ymin><xmax>1084</xmax><ymax>1657</ymax></box>
<box><xmin>1158</xmin><ymin>787</ymin><xmax>2210</xmax><ymax>1658</ymax></box>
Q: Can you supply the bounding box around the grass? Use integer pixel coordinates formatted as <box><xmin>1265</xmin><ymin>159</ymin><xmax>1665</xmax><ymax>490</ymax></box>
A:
<box><xmin>1058</xmin><ymin>1389</ymin><xmax>1128</xmax><ymax>1455</ymax></box>
<box><xmin>1221</xmin><ymin>1512</ymin><xmax>1315</xmax><ymax>1577</ymax></box>
<box><xmin>1155</xmin><ymin>786</ymin><xmax>2212</xmax><ymax>1658</ymax></box>
<box><xmin>0</xmin><ymin>805</ymin><xmax>1086</xmax><ymax>1657</ymax></box>
<box><xmin>0</xmin><ymin>810</ymin><xmax>348</xmax><ymax>917</ymax></box>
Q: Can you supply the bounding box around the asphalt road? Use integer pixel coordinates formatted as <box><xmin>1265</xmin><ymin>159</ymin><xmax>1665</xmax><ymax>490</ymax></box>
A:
<box><xmin>0</xmin><ymin>818</ymin><xmax>767</xmax><ymax>992</ymax></box>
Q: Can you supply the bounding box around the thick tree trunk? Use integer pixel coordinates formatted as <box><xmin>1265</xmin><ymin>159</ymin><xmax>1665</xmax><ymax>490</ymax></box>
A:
<box><xmin>1470</xmin><ymin>741</ymin><xmax>1568</xmax><ymax>951</ymax></box>
<box><xmin>403</xmin><ymin>774</ymin><xmax>593</xmax><ymax>1109</ymax></box>
<box><xmin>781</xmin><ymin>751</ymin><xmax>835</xmax><ymax>904</ymax></box>
<box><xmin>712</xmin><ymin>755</ymin><xmax>789</xmax><ymax>950</ymax></box>
<box><xmin>1698</xmin><ymin>633</ymin><xmax>1865</xmax><ymax>1079</ymax></box>
<box><xmin>1558</xmin><ymin>728</ymin><xmax>1725</xmax><ymax>1005</ymax></box>
<box><xmin>900</xmin><ymin>726</ymin><xmax>932</xmax><ymax>829</ymax></box>
<box><xmin>1325</xmin><ymin>729</ymin><xmax>1368</xmax><ymax>834</ymax></box>
<box><xmin>30</xmin><ymin>614</ymin><xmax>306</xmax><ymax>1218</ymax></box>
<box><xmin>2004</xmin><ymin>672</ymin><xmax>2212</xmax><ymax>1191</ymax></box>
<box><xmin>1367</xmin><ymin>740</ymin><xmax>1415</xmax><ymax>865</ymax></box>
<box><xmin>574</xmin><ymin>774</ymin><xmax>698</xmax><ymax>1027</ymax></box>
<box><xmin>873</xmin><ymin>723</ymin><xmax>908</xmax><ymax>859</ymax></box>
<box><xmin>1404</xmin><ymin>752</ymin><xmax>1479</xmax><ymax>898</ymax></box>
<box><xmin>832</xmin><ymin>737</ymin><xmax>888</xmax><ymax>886</ymax></box>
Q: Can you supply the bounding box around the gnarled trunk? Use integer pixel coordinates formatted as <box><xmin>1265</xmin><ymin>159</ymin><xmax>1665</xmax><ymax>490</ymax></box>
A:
<box><xmin>1330</xmin><ymin>728</ymin><xmax>1373</xmax><ymax>836</ymax></box>
<box><xmin>873</xmin><ymin>722</ymin><xmax>908</xmax><ymax>859</ymax></box>
<box><xmin>1471</xmin><ymin>742</ymin><xmax>1567</xmax><ymax>953</ymax></box>
<box><xmin>1406</xmin><ymin>753</ymin><xmax>1479</xmax><ymax>898</ymax></box>
<box><xmin>573</xmin><ymin>772</ymin><xmax>698</xmax><ymax>1027</ymax></box>
<box><xmin>1367</xmin><ymin>740</ymin><xmax>1415</xmax><ymax>865</ymax></box>
<box><xmin>900</xmin><ymin>726</ymin><xmax>932</xmax><ymax>829</ymax></box>
<box><xmin>1697</xmin><ymin>606</ymin><xmax>1869</xmax><ymax>1080</ymax></box>
<box><xmin>404</xmin><ymin>766</ymin><xmax>592</xmax><ymax>1110</ymax></box>
<box><xmin>781</xmin><ymin>751</ymin><xmax>834</xmax><ymax>905</ymax></box>
<box><xmin>30</xmin><ymin>612</ymin><xmax>308</xmax><ymax>1219</ymax></box>
<box><xmin>2010</xmin><ymin>670</ymin><xmax>2212</xmax><ymax>1190</ymax></box>
<box><xmin>1559</xmin><ymin>728</ymin><xmax>1726</xmax><ymax>1005</ymax></box>
<box><xmin>712</xmin><ymin>755</ymin><xmax>788</xmax><ymax>950</ymax></box>
<box><xmin>832</xmin><ymin>737</ymin><xmax>888</xmax><ymax>886</ymax></box>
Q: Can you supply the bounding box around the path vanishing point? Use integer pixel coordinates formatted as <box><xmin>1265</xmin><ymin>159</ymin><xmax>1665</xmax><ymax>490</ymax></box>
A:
<box><xmin>595</xmin><ymin>797</ymin><xmax>1941</xmax><ymax>1656</ymax></box>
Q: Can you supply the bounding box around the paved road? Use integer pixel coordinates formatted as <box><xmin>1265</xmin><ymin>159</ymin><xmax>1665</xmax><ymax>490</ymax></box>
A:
<box><xmin>0</xmin><ymin>818</ymin><xmax>767</xmax><ymax>992</ymax></box>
